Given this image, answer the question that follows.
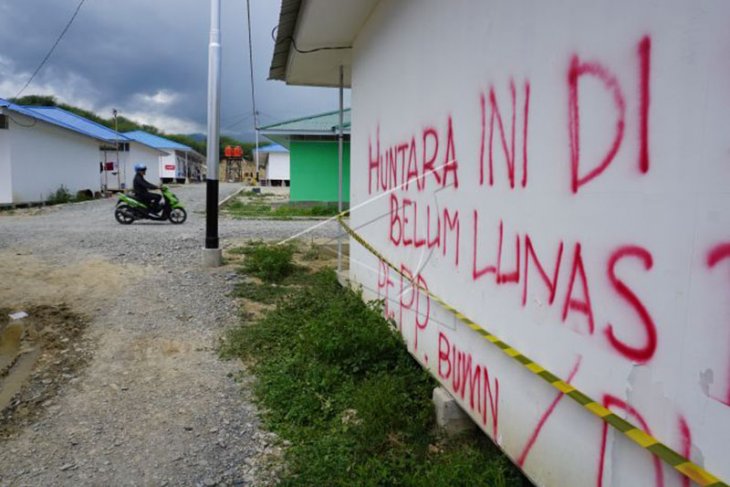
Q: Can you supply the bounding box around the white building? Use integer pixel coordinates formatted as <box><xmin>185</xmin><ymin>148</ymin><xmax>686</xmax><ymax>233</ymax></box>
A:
<box><xmin>124</xmin><ymin>130</ymin><xmax>206</xmax><ymax>183</ymax></box>
<box><xmin>257</xmin><ymin>144</ymin><xmax>290</xmax><ymax>187</ymax></box>
<box><xmin>24</xmin><ymin>107</ymin><xmax>164</xmax><ymax>191</ymax></box>
<box><xmin>270</xmin><ymin>2</ymin><xmax>730</xmax><ymax>486</ymax></box>
<box><xmin>0</xmin><ymin>99</ymin><xmax>106</xmax><ymax>204</ymax></box>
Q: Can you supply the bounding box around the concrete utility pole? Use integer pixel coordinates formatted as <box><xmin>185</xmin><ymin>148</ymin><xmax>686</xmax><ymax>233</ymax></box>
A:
<box><xmin>113</xmin><ymin>108</ymin><xmax>121</xmax><ymax>191</ymax></box>
<box><xmin>337</xmin><ymin>65</ymin><xmax>344</xmax><ymax>273</ymax></box>
<box><xmin>246</xmin><ymin>0</ymin><xmax>260</xmax><ymax>183</ymax></box>
<box><xmin>203</xmin><ymin>0</ymin><xmax>222</xmax><ymax>267</ymax></box>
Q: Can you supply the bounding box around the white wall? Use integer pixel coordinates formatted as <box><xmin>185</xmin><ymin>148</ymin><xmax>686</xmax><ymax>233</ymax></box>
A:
<box><xmin>159</xmin><ymin>151</ymin><xmax>177</xmax><ymax>180</ymax></box>
<box><xmin>348</xmin><ymin>1</ymin><xmax>730</xmax><ymax>486</ymax></box>
<box><xmin>121</xmin><ymin>144</ymin><xmax>162</xmax><ymax>189</ymax></box>
<box><xmin>159</xmin><ymin>151</ymin><xmax>195</xmax><ymax>181</ymax></box>
<box><xmin>5</xmin><ymin>114</ymin><xmax>101</xmax><ymax>203</ymax></box>
<box><xmin>0</xmin><ymin>115</ymin><xmax>11</xmax><ymax>203</ymax></box>
<box><xmin>265</xmin><ymin>152</ymin><xmax>290</xmax><ymax>181</ymax></box>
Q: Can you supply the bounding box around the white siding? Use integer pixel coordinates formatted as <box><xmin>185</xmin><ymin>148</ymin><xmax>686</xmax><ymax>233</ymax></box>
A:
<box><xmin>120</xmin><ymin>144</ymin><xmax>163</xmax><ymax>189</ymax></box>
<box><xmin>265</xmin><ymin>152</ymin><xmax>290</xmax><ymax>181</ymax></box>
<box><xmin>0</xmin><ymin>116</ymin><xmax>11</xmax><ymax>203</ymax></box>
<box><xmin>4</xmin><ymin>114</ymin><xmax>100</xmax><ymax>204</ymax></box>
<box><xmin>348</xmin><ymin>1</ymin><xmax>730</xmax><ymax>486</ymax></box>
<box><xmin>159</xmin><ymin>151</ymin><xmax>177</xmax><ymax>179</ymax></box>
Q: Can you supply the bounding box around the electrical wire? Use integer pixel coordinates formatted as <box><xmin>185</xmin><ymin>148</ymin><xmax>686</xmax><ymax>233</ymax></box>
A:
<box><xmin>222</xmin><ymin>113</ymin><xmax>254</xmax><ymax>130</ymax></box>
<box><xmin>271</xmin><ymin>25</ymin><xmax>352</xmax><ymax>54</ymax></box>
<box><xmin>290</xmin><ymin>37</ymin><xmax>352</xmax><ymax>54</ymax></box>
<box><xmin>15</xmin><ymin>0</ymin><xmax>87</xmax><ymax>98</ymax></box>
<box><xmin>246</xmin><ymin>0</ymin><xmax>259</xmax><ymax>131</ymax></box>
<box><xmin>7</xmin><ymin>113</ymin><xmax>38</xmax><ymax>128</ymax></box>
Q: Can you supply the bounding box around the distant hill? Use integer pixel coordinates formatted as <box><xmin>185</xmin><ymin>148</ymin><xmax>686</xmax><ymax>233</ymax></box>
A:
<box><xmin>10</xmin><ymin>95</ymin><xmax>257</xmax><ymax>158</ymax></box>
<box><xmin>187</xmin><ymin>133</ymin><xmax>206</xmax><ymax>142</ymax></box>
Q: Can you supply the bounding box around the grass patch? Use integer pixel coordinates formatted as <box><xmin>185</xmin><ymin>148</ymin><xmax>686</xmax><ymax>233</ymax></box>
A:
<box><xmin>45</xmin><ymin>185</ymin><xmax>95</xmax><ymax>205</ymax></box>
<box><xmin>47</xmin><ymin>185</ymin><xmax>74</xmax><ymax>205</ymax></box>
<box><xmin>222</xmin><ymin>269</ymin><xmax>528</xmax><ymax>486</ymax></box>
<box><xmin>225</xmin><ymin>198</ymin><xmax>341</xmax><ymax>219</ymax></box>
<box><xmin>233</xmin><ymin>280</ymin><xmax>290</xmax><ymax>304</ymax></box>
<box><xmin>240</xmin><ymin>241</ymin><xmax>297</xmax><ymax>283</ymax></box>
<box><xmin>234</xmin><ymin>271</ymin><xmax>312</xmax><ymax>305</ymax></box>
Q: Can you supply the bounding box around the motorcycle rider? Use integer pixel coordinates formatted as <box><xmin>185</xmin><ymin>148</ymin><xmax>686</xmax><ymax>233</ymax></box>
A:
<box><xmin>133</xmin><ymin>163</ymin><xmax>162</xmax><ymax>211</ymax></box>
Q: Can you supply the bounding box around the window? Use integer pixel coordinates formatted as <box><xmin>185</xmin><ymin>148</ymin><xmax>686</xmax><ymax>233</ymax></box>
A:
<box><xmin>99</xmin><ymin>142</ymin><xmax>129</xmax><ymax>152</ymax></box>
<box><xmin>0</xmin><ymin>114</ymin><xmax>8</xmax><ymax>129</ymax></box>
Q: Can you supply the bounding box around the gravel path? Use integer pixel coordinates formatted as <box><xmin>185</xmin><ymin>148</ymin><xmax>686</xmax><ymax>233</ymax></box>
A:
<box><xmin>0</xmin><ymin>183</ymin><xmax>339</xmax><ymax>486</ymax></box>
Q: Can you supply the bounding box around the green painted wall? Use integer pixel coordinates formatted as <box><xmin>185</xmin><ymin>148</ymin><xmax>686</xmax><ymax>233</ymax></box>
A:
<box><xmin>289</xmin><ymin>140</ymin><xmax>350</xmax><ymax>203</ymax></box>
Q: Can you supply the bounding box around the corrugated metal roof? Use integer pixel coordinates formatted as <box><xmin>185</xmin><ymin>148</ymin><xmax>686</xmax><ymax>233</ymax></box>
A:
<box><xmin>1</xmin><ymin>100</ymin><xmax>168</xmax><ymax>154</ymax></box>
<box><xmin>269</xmin><ymin>0</ymin><xmax>302</xmax><ymax>81</ymax></box>
<box><xmin>25</xmin><ymin>106</ymin><xmax>127</xmax><ymax>143</ymax></box>
<box><xmin>0</xmin><ymin>98</ymin><xmax>113</xmax><ymax>143</ymax></box>
<box><xmin>260</xmin><ymin>108</ymin><xmax>351</xmax><ymax>133</ymax></box>
<box><xmin>255</xmin><ymin>143</ymin><xmax>289</xmax><ymax>153</ymax></box>
<box><xmin>124</xmin><ymin>130</ymin><xmax>192</xmax><ymax>151</ymax></box>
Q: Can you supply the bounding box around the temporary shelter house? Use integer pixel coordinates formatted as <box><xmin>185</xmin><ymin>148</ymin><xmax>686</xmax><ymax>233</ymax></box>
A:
<box><xmin>124</xmin><ymin>130</ymin><xmax>206</xmax><ymax>183</ymax></box>
<box><xmin>260</xmin><ymin>109</ymin><xmax>350</xmax><ymax>202</ymax></box>
<box><xmin>267</xmin><ymin>2</ymin><xmax>730</xmax><ymax>487</ymax></box>
<box><xmin>0</xmin><ymin>98</ymin><xmax>112</xmax><ymax>204</ymax></box>
<box><xmin>256</xmin><ymin>144</ymin><xmax>290</xmax><ymax>187</ymax></box>
<box><xmin>23</xmin><ymin>107</ymin><xmax>165</xmax><ymax>191</ymax></box>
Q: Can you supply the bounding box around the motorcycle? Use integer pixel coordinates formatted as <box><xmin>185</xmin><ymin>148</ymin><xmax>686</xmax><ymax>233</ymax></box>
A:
<box><xmin>114</xmin><ymin>185</ymin><xmax>187</xmax><ymax>225</ymax></box>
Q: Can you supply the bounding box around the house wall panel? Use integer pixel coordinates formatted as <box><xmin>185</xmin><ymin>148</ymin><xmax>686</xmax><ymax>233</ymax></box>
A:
<box><xmin>9</xmin><ymin>117</ymin><xmax>100</xmax><ymax>203</ymax></box>
<box><xmin>347</xmin><ymin>1</ymin><xmax>730</xmax><ymax>486</ymax></box>
<box><xmin>0</xmin><ymin>115</ymin><xmax>11</xmax><ymax>203</ymax></box>
<box><xmin>290</xmin><ymin>140</ymin><xmax>350</xmax><ymax>202</ymax></box>
<box><xmin>266</xmin><ymin>152</ymin><xmax>290</xmax><ymax>181</ymax></box>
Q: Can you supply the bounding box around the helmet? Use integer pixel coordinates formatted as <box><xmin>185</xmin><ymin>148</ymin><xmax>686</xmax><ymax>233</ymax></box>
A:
<box><xmin>134</xmin><ymin>163</ymin><xmax>147</xmax><ymax>172</ymax></box>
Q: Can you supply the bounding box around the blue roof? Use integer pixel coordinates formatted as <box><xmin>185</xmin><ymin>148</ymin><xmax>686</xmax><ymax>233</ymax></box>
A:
<box><xmin>255</xmin><ymin>143</ymin><xmax>288</xmax><ymax>154</ymax></box>
<box><xmin>0</xmin><ymin>100</ymin><xmax>164</xmax><ymax>152</ymax></box>
<box><xmin>124</xmin><ymin>130</ymin><xmax>193</xmax><ymax>151</ymax></box>
<box><xmin>0</xmin><ymin>98</ymin><xmax>110</xmax><ymax>142</ymax></box>
<box><xmin>24</xmin><ymin>106</ymin><xmax>127</xmax><ymax>143</ymax></box>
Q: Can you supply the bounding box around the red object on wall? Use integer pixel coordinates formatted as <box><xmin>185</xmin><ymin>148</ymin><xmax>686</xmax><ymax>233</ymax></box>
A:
<box><xmin>224</xmin><ymin>145</ymin><xmax>233</xmax><ymax>157</ymax></box>
<box><xmin>104</xmin><ymin>162</ymin><xmax>115</xmax><ymax>171</ymax></box>
<box><xmin>165</xmin><ymin>164</ymin><xmax>176</xmax><ymax>171</ymax></box>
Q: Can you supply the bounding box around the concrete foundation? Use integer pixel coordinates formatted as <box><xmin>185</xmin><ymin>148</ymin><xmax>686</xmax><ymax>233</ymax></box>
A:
<box><xmin>432</xmin><ymin>386</ymin><xmax>476</xmax><ymax>435</ymax></box>
<box><xmin>201</xmin><ymin>248</ymin><xmax>223</xmax><ymax>268</ymax></box>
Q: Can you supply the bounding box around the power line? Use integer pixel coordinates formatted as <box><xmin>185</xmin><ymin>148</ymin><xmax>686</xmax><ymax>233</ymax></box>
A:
<box><xmin>15</xmin><ymin>0</ymin><xmax>86</xmax><ymax>98</ymax></box>
<box><xmin>246</xmin><ymin>0</ymin><xmax>261</xmax><ymax>178</ymax></box>
<box><xmin>246</xmin><ymin>0</ymin><xmax>258</xmax><ymax>130</ymax></box>
<box><xmin>270</xmin><ymin>25</ymin><xmax>352</xmax><ymax>54</ymax></box>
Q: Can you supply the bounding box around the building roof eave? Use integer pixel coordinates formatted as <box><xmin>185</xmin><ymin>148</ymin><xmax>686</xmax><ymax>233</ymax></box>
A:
<box><xmin>269</xmin><ymin>0</ymin><xmax>303</xmax><ymax>81</ymax></box>
<box><xmin>267</xmin><ymin>0</ymin><xmax>379</xmax><ymax>87</ymax></box>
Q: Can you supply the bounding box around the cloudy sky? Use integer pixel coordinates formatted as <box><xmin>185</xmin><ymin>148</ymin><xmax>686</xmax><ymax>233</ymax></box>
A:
<box><xmin>0</xmin><ymin>0</ymin><xmax>348</xmax><ymax>139</ymax></box>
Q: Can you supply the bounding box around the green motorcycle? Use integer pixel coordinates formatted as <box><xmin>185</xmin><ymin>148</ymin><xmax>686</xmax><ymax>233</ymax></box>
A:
<box><xmin>114</xmin><ymin>185</ymin><xmax>187</xmax><ymax>224</ymax></box>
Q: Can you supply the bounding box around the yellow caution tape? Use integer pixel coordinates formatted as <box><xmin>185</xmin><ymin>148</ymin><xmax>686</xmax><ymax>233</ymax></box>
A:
<box><xmin>337</xmin><ymin>216</ymin><xmax>728</xmax><ymax>487</ymax></box>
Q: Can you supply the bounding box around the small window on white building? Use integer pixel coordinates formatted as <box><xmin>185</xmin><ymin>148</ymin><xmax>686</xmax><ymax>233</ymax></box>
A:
<box><xmin>0</xmin><ymin>114</ymin><xmax>8</xmax><ymax>129</ymax></box>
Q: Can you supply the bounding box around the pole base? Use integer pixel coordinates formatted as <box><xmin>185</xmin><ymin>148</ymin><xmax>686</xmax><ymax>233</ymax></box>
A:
<box><xmin>202</xmin><ymin>247</ymin><xmax>223</xmax><ymax>268</ymax></box>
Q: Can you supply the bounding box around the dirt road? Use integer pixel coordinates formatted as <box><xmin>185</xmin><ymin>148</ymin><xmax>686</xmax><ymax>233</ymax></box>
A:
<box><xmin>0</xmin><ymin>184</ymin><xmax>339</xmax><ymax>486</ymax></box>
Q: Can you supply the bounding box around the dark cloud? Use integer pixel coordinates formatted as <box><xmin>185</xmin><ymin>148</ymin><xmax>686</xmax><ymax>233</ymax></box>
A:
<box><xmin>0</xmin><ymin>0</ymin><xmax>348</xmax><ymax>138</ymax></box>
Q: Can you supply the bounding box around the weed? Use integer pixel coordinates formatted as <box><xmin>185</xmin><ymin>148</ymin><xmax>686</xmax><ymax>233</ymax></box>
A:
<box><xmin>233</xmin><ymin>270</ymin><xmax>310</xmax><ymax>304</ymax></box>
<box><xmin>221</xmin><ymin>269</ymin><xmax>528</xmax><ymax>486</ymax></box>
<box><xmin>46</xmin><ymin>185</ymin><xmax>73</xmax><ymax>205</ymax></box>
<box><xmin>301</xmin><ymin>244</ymin><xmax>323</xmax><ymax>261</ymax></box>
<box><xmin>240</xmin><ymin>241</ymin><xmax>296</xmax><ymax>283</ymax></box>
<box><xmin>224</xmin><ymin>197</ymin><xmax>341</xmax><ymax>219</ymax></box>
<box><xmin>45</xmin><ymin>186</ymin><xmax>95</xmax><ymax>205</ymax></box>
<box><xmin>241</xmin><ymin>190</ymin><xmax>273</xmax><ymax>198</ymax></box>
<box><xmin>227</xmin><ymin>246</ymin><xmax>249</xmax><ymax>255</ymax></box>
